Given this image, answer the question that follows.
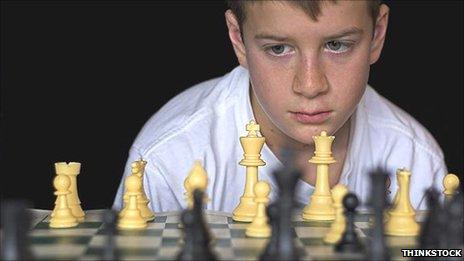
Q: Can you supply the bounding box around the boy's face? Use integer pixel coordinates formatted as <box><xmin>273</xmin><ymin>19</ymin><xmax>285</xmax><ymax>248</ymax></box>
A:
<box><xmin>226</xmin><ymin>1</ymin><xmax>388</xmax><ymax>146</ymax></box>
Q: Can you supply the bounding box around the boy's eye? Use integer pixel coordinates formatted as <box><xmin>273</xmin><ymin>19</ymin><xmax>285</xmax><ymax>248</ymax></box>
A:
<box><xmin>266</xmin><ymin>44</ymin><xmax>293</xmax><ymax>56</ymax></box>
<box><xmin>325</xmin><ymin>40</ymin><xmax>351</xmax><ymax>53</ymax></box>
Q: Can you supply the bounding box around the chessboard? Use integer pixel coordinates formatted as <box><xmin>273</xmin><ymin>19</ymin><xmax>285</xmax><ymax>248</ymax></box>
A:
<box><xmin>27</xmin><ymin>209</ymin><xmax>427</xmax><ymax>260</ymax></box>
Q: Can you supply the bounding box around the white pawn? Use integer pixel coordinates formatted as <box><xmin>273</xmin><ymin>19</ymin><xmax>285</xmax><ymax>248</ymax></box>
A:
<box><xmin>443</xmin><ymin>173</ymin><xmax>460</xmax><ymax>203</ymax></box>
<box><xmin>245</xmin><ymin>181</ymin><xmax>271</xmax><ymax>238</ymax></box>
<box><xmin>49</xmin><ymin>175</ymin><xmax>78</xmax><ymax>228</ymax></box>
<box><xmin>117</xmin><ymin>175</ymin><xmax>147</xmax><ymax>230</ymax></box>
<box><xmin>323</xmin><ymin>184</ymin><xmax>348</xmax><ymax>243</ymax></box>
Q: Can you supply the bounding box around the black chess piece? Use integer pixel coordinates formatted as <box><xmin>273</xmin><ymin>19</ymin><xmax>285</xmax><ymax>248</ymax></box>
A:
<box><xmin>259</xmin><ymin>201</ymin><xmax>279</xmax><ymax>260</ymax></box>
<box><xmin>177</xmin><ymin>189</ymin><xmax>216</xmax><ymax>261</ymax></box>
<box><xmin>335</xmin><ymin>193</ymin><xmax>364</xmax><ymax>253</ymax></box>
<box><xmin>176</xmin><ymin>209</ymin><xmax>197</xmax><ymax>261</ymax></box>
<box><xmin>444</xmin><ymin>192</ymin><xmax>463</xmax><ymax>249</ymax></box>
<box><xmin>1</xmin><ymin>199</ymin><xmax>33</xmax><ymax>261</ymax></box>
<box><xmin>260</xmin><ymin>156</ymin><xmax>302</xmax><ymax>261</ymax></box>
<box><xmin>418</xmin><ymin>188</ymin><xmax>441</xmax><ymax>249</ymax></box>
<box><xmin>102</xmin><ymin>209</ymin><xmax>119</xmax><ymax>260</ymax></box>
<box><xmin>366</xmin><ymin>172</ymin><xmax>390</xmax><ymax>261</ymax></box>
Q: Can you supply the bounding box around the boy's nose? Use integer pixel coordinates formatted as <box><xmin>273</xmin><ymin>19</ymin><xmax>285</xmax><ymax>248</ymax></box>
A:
<box><xmin>292</xmin><ymin>58</ymin><xmax>329</xmax><ymax>99</ymax></box>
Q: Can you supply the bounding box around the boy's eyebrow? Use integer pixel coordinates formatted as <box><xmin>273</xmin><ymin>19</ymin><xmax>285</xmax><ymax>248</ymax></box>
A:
<box><xmin>254</xmin><ymin>27</ymin><xmax>364</xmax><ymax>42</ymax></box>
<box><xmin>254</xmin><ymin>34</ymin><xmax>290</xmax><ymax>42</ymax></box>
<box><xmin>324</xmin><ymin>27</ymin><xmax>364</xmax><ymax>40</ymax></box>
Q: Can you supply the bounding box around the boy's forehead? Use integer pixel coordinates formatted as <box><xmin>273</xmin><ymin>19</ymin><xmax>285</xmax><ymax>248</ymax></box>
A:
<box><xmin>243</xmin><ymin>1</ymin><xmax>372</xmax><ymax>38</ymax></box>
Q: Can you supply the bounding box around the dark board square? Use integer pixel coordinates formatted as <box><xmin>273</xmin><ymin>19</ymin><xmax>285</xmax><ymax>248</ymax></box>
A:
<box><xmin>208</xmin><ymin>223</ymin><xmax>229</xmax><ymax>229</ymax></box>
<box><xmin>30</xmin><ymin>235</ymin><xmax>91</xmax><ymax>245</ymax></box>
<box><xmin>34</xmin><ymin>221</ymin><xmax>102</xmax><ymax>229</ymax></box>
<box><xmin>153</xmin><ymin>215</ymin><xmax>168</xmax><ymax>223</ymax></box>
<box><xmin>165</xmin><ymin>223</ymin><xmax>180</xmax><ymax>229</ymax></box>
<box><xmin>96</xmin><ymin>228</ymin><xmax>163</xmax><ymax>237</ymax></box>
<box><xmin>233</xmin><ymin>247</ymin><xmax>261</xmax><ymax>257</ymax></box>
<box><xmin>214</xmin><ymin>238</ymin><xmax>232</xmax><ymax>247</ymax></box>
<box><xmin>161</xmin><ymin>237</ymin><xmax>180</xmax><ymax>246</ymax></box>
<box><xmin>299</xmin><ymin>237</ymin><xmax>326</xmax><ymax>246</ymax></box>
<box><xmin>85</xmin><ymin>247</ymin><xmax>158</xmax><ymax>256</ymax></box>
<box><xmin>230</xmin><ymin>229</ymin><xmax>246</xmax><ymax>238</ymax></box>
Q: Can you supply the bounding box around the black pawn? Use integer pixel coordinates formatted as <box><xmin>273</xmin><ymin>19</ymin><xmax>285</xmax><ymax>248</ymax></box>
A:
<box><xmin>335</xmin><ymin>193</ymin><xmax>364</xmax><ymax>253</ymax></box>
<box><xmin>0</xmin><ymin>199</ymin><xmax>33</xmax><ymax>261</ymax></box>
<box><xmin>102</xmin><ymin>209</ymin><xmax>119</xmax><ymax>260</ymax></box>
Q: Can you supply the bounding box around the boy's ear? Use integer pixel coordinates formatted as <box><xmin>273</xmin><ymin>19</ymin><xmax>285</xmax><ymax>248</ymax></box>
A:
<box><xmin>225</xmin><ymin>10</ymin><xmax>248</xmax><ymax>69</ymax></box>
<box><xmin>369</xmin><ymin>4</ymin><xmax>390</xmax><ymax>65</ymax></box>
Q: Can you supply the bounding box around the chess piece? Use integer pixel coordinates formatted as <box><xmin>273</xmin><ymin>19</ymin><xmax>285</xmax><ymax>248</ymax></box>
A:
<box><xmin>302</xmin><ymin>131</ymin><xmax>336</xmax><ymax>221</ymax></box>
<box><xmin>384</xmin><ymin>168</ymin><xmax>420</xmax><ymax>236</ymax></box>
<box><xmin>384</xmin><ymin>173</ymin><xmax>400</xmax><ymax>223</ymax></box>
<box><xmin>50</xmin><ymin>174</ymin><xmax>79</xmax><ymax>228</ymax></box>
<box><xmin>246</xmin><ymin>181</ymin><xmax>271</xmax><ymax>238</ymax></box>
<box><xmin>418</xmin><ymin>188</ymin><xmax>442</xmax><ymax>249</ymax></box>
<box><xmin>1</xmin><ymin>199</ymin><xmax>33</xmax><ymax>260</ymax></box>
<box><xmin>443</xmin><ymin>173</ymin><xmax>460</xmax><ymax>203</ymax></box>
<box><xmin>260</xmin><ymin>202</ymin><xmax>279</xmax><ymax>260</ymax></box>
<box><xmin>386</xmin><ymin>175</ymin><xmax>392</xmax><ymax>196</ymax></box>
<box><xmin>117</xmin><ymin>175</ymin><xmax>148</xmax><ymax>230</ymax></box>
<box><xmin>132</xmin><ymin>160</ymin><xmax>155</xmax><ymax>222</ymax></box>
<box><xmin>335</xmin><ymin>193</ymin><xmax>364</xmax><ymax>253</ymax></box>
<box><xmin>233</xmin><ymin>120</ymin><xmax>266</xmax><ymax>222</ymax></box>
<box><xmin>192</xmin><ymin>189</ymin><xmax>214</xmax><ymax>247</ymax></box>
<box><xmin>184</xmin><ymin>160</ymin><xmax>209</xmax><ymax>209</ymax></box>
<box><xmin>261</xmin><ymin>154</ymin><xmax>302</xmax><ymax>261</ymax></box>
<box><xmin>178</xmin><ymin>189</ymin><xmax>216</xmax><ymax>261</ymax></box>
<box><xmin>323</xmin><ymin>184</ymin><xmax>349</xmax><ymax>244</ymax></box>
<box><xmin>367</xmin><ymin>172</ymin><xmax>390</xmax><ymax>261</ymax></box>
<box><xmin>102</xmin><ymin>210</ymin><xmax>119</xmax><ymax>260</ymax></box>
<box><xmin>55</xmin><ymin>162</ymin><xmax>85</xmax><ymax>222</ymax></box>
<box><xmin>177</xmin><ymin>209</ymin><xmax>197</xmax><ymax>260</ymax></box>
<box><xmin>119</xmin><ymin>161</ymin><xmax>155</xmax><ymax>221</ymax></box>
<box><xmin>444</xmin><ymin>192</ymin><xmax>463</xmax><ymax>249</ymax></box>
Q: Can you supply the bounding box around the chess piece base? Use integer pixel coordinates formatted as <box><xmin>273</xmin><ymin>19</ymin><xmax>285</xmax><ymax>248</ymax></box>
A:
<box><xmin>246</xmin><ymin>225</ymin><xmax>271</xmax><ymax>238</ymax></box>
<box><xmin>49</xmin><ymin>210</ymin><xmax>78</xmax><ymax>228</ymax></box>
<box><xmin>117</xmin><ymin>210</ymin><xmax>148</xmax><ymax>230</ymax></box>
<box><xmin>384</xmin><ymin>212</ymin><xmax>420</xmax><ymax>236</ymax></box>
<box><xmin>324</xmin><ymin>228</ymin><xmax>343</xmax><ymax>244</ymax></box>
<box><xmin>302</xmin><ymin>195</ymin><xmax>336</xmax><ymax>221</ymax></box>
<box><xmin>69</xmin><ymin>204</ymin><xmax>85</xmax><ymax>222</ymax></box>
<box><xmin>232</xmin><ymin>196</ymin><xmax>257</xmax><ymax>222</ymax></box>
<box><xmin>138</xmin><ymin>203</ymin><xmax>155</xmax><ymax>222</ymax></box>
<box><xmin>117</xmin><ymin>220</ymin><xmax>147</xmax><ymax>230</ymax></box>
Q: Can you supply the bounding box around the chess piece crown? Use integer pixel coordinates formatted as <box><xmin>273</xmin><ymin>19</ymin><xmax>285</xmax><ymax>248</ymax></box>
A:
<box><xmin>55</xmin><ymin>162</ymin><xmax>81</xmax><ymax>175</ymax></box>
<box><xmin>309</xmin><ymin>131</ymin><xmax>336</xmax><ymax>164</ymax></box>
<box><xmin>239</xmin><ymin>120</ymin><xmax>266</xmax><ymax>165</ymax></box>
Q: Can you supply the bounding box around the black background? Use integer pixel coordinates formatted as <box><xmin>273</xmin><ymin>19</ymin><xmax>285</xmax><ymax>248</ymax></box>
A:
<box><xmin>1</xmin><ymin>1</ymin><xmax>462</xmax><ymax>210</ymax></box>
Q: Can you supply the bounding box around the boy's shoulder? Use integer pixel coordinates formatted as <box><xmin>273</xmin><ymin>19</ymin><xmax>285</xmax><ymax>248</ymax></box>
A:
<box><xmin>358</xmin><ymin>86</ymin><xmax>444</xmax><ymax>160</ymax></box>
<box><xmin>132</xmin><ymin>66</ymin><xmax>249</xmax><ymax>156</ymax></box>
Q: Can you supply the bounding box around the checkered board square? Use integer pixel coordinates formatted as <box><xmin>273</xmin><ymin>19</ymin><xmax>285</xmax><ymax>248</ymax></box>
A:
<box><xmin>28</xmin><ymin>209</ymin><xmax>425</xmax><ymax>260</ymax></box>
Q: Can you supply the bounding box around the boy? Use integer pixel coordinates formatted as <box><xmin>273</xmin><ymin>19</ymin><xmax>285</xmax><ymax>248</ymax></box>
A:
<box><xmin>113</xmin><ymin>1</ymin><xmax>446</xmax><ymax>212</ymax></box>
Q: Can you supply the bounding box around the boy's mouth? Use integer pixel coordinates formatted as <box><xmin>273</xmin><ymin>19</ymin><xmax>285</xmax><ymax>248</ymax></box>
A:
<box><xmin>289</xmin><ymin>110</ymin><xmax>332</xmax><ymax>124</ymax></box>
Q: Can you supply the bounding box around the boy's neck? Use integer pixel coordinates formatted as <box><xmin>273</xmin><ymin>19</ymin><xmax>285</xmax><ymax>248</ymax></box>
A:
<box><xmin>249</xmin><ymin>82</ymin><xmax>352</xmax><ymax>186</ymax></box>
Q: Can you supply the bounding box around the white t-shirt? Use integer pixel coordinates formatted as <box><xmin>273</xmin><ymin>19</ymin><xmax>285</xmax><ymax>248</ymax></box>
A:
<box><xmin>113</xmin><ymin>66</ymin><xmax>447</xmax><ymax>212</ymax></box>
